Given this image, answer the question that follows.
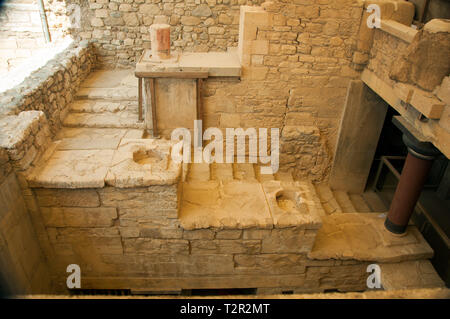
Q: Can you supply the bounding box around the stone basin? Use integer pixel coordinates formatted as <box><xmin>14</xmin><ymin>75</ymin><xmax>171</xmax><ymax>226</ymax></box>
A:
<box><xmin>105</xmin><ymin>138</ymin><xmax>181</xmax><ymax>188</ymax></box>
<box><xmin>262</xmin><ymin>180</ymin><xmax>322</xmax><ymax>229</ymax></box>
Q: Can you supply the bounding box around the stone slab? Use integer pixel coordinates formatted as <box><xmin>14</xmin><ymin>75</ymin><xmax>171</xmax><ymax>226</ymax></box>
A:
<box><xmin>308</xmin><ymin>213</ymin><xmax>434</xmax><ymax>263</ymax></box>
<box><xmin>27</xmin><ymin>150</ymin><xmax>114</xmax><ymax>188</ymax></box>
<box><xmin>380</xmin><ymin>260</ymin><xmax>445</xmax><ymax>290</ymax></box>
<box><xmin>179</xmin><ymin>180</ymin><xmax>273</xmax><ymax>230</ymax></box>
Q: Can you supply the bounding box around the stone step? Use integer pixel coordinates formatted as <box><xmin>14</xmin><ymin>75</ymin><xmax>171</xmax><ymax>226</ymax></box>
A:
<box><xmin>233</xmin><ymin>163</ymin><xmax>257</xmax><ymax>182</ymax></box>
<box><xmin>308</xmin><ymin>213</ymin><xmax>434</xmax><ymax>263</ymax></box>
<box><xmin>75</xmin><ymin>87</ymin><xmax>137</xmax><ymax>101</ymax></box>
<box><xmin>63</xmin><ymin>111</ymin><xmax>145</xmax><ymax>129</ymax></box>
<box><xmin>55</xmin><ymin>128</ymin><xmax>144</xmax><ymax>150</ymax></box>
<box><xmin>187</xmin><ymin>163</ymin><xmax>210</xmax><ymax>182</ymax></box>
<box><xmin>380</xmin><ymin>260</ymin><xmax>445</xmax><ymax>290</ymax></box>
<box><xmin>296</xmin><ymin>180</ymin><xmax>327</xmax><ymax>217</ymax></box>
<box><xmin>70</xmin><ymin>100</ymin><xmax>138</xmax><ymax>114</ymax></box>
<box><xmin>314</xmin><ymin>184</ymin><xmax>343</xmax><ymax>215</ymax></box>
<box><xmin>349</xmin><ymin>193</ymin><xmax>372</xmax><ymax>212</ymax></box>
<box><xmin>210</xmin><ymin>163</ymin><xmax>234</xmax><ymax>182</ymax></box>
<box><xmin>362</xmin><ymin>191</ymin><xmax>388</xmax><ymax>212</ymax></box>
<box><xmin>333</xmin><ymin>190</ymin><xmax>357</xmax><ymax>213</ymax></box>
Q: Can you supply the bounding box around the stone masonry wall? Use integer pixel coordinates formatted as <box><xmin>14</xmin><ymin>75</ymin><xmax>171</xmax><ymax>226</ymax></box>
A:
<box><xmin>0</xmin><ymin>40</ymin><xmax>96</xmax><ymax>135</ymax></box>
<box><xmin>0</xmin><ymin>40</ymin><xmax>97</xmax><ymax>293</ymax></box>
<box><xmin>366</xmin><ymin>26</ymin><xmax>450</xmax><ymax>158</ymax></box>
<box><xmin>199</xmin><ymin>2</ymin><xmax>363</xmax><ymax>181</ymax></box>
<box><xmin>0</xmin><ymin>171</ymin><xmax>53</xmax><ymax>295</ymax></box>
<box><xmin>31</xmin><ymin>185</ymin><xmax>369</xmax><ymax>293</ymax></box>
<box><xmin>61</xmin><ymin>0</ymin><xmax>266</xmax><ymax>67</ymax></box>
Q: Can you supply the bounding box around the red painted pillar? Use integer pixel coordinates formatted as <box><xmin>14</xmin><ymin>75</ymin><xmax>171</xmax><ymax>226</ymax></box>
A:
<box><xmin>385</xmin><ymin>134</ymin><xmax>439</xmax><ymax>235</ymax></box>
<box><xmin>150</xmin><ymin>24</ymin><xmax>171</xmax><ymax>60</ymax></box>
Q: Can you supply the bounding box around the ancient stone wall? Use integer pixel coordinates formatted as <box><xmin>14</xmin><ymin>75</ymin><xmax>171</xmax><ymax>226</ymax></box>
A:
<box><xmin>0</xmin><ymin>40</ymin><xmax>97</xmax><ymax>293</ymax></box>
<box><xmin>365</xmin><ymin>23</ymin><xmax>450</xmax><ymax>158</ymax></box>
<box><xmin>0</xmin><ymin>40</ymin><xmax>96</xmax><ymax>135</ymax></box>
<box><xmin>0</xmin><ymin>162</ymin><xmax>52</xmax><ymax>294</ymax></box>
<box><xmin>198</xmin><ymin>1</ymin><xmax>363</xmax><ymax>181</ymax></box>
<box><xmin>30</xmin><ymin>185</ymin><xmax>370</xmax><ymax>294</ymax></box>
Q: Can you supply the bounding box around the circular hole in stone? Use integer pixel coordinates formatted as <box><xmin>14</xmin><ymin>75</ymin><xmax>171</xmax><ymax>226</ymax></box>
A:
<box><xmin>133</xmin><ymin>149</ymin><xmax>163</xmax><ymax>165</ymax></box>
<box><xmin>276</xmin><ymin>190</ymin><xmax>303</xmax><ymax>213</ymax></box>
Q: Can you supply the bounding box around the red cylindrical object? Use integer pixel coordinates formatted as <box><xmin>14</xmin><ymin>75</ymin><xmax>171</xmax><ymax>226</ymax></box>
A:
<box><xmin>150</xmin><ymin>24</ymin><xmax>171</xmax><ymax>59</ymax></box>
<box><xmin>385</xmin><ymin>152</ymin><xmax>433</xmax><ymax>234</ymax></box>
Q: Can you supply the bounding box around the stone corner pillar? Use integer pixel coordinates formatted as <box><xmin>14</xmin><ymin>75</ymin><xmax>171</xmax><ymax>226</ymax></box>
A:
<box><xmin>384</xmin><ymin>130</ymin><xmax>440</xmax><ymax>235</ymax></box>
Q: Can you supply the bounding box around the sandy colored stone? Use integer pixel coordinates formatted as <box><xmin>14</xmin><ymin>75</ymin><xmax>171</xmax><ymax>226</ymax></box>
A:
<box><xmin>262</xmin><ymin>180</ymin><xmax>322</xmax><ymax>229</ymax></box>
<box><xmin>308</xmin><ymin>213</ymin><xmax>434</xmax><ymax>263</ymax></box>
<box><xmin>27</xmin><ymin>150</ymin><xmax>114</xmax><ymax>188</ymax></box>
<box><xmin>179</xmin><ymin>179</ymin><xmax>273</xmax><ymax>230</ymax></box>
<box><xmin>105</xmin><ymin>138</ymin><xmax>181</xmax><ymax>187</ymax></box>
<box><xmin>380</xmin><ymin>260</ymin><xmax>445</xmax><ymax>290</ymax></box>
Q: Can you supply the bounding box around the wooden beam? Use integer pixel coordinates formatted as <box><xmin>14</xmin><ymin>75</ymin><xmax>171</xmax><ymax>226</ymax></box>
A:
<box><xmin>135</xmin><ymin>71</ymin><xmax>209</xmax><ymax>79</ymax></box>
<box><xmin>138</xmin><ymin>77</ymin><xmax>143</xmax><ymax>122</ymax></box>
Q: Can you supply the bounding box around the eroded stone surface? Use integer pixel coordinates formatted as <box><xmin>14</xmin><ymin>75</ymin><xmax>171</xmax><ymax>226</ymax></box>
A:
<box><xmin>27</xmin><ymin>150</ymin><xmax>114</xmax><ymax>188</ymax></box>
<box><xmin>380</xmin><ymin>260</ymin><xmax>445</xmax><ymax>290</ymax></box>
<box><xmin>180</xmin><ymin>179</ymin><xmax>273</xmax><ymax>230</ymax></box>
<box><xmin>105</xmin><ymin>138</ymin><xmax>181</xmax><ymax>187</ymax></box>
<box><xmin>308</xmin><ymin>213</ymin><xmax>434</xmax><ymax>263</ymax></box>
<box><xmin>263</xmin><ymin>180</ymin><xmax>322</xmax><ymax>229</ymax></box>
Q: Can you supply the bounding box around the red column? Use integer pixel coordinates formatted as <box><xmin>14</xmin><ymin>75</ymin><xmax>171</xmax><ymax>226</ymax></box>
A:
<box><xmin>384</xmin><ymin>134</ymin><xmax>439</xmax><ymax>235</ymax></box>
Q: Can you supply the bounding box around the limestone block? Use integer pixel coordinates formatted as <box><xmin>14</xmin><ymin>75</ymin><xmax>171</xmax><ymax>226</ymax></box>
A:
<box><xmin>390</xmin><ymin>19</ymin><xmax>450</xmax><ymax>91</ymax></box>
<box><xmin>190</xmin><ymin>239</ymin><xmax>261</xmax><ymax>255</ymax></box>
<box><xmin>261</xmin><ymin>227</ymin><xmax>314</xmax><ymax>254</ymax></box>
<box><xmin>179</xmin><ymin>180</ymin><xmax>273</xmax><ymax>230</ymax></box>
<box><xmin>105</xmin><ymin>138</ymin><xmax>181</xmax><ymax>188</ymax></box>
<box><xmin>123</xmin><ymin>238</ymin><xmax>189</xmax><ymax>255</ymax></box>
<box><xmin>308</xmin><ymin>213</ymin><xmax>434</xmax><ymax>263</ymax></box>
<box><xmin>34</xmin><ymin>188</ymin><xmax>100</xmax><ymax>207</ymax></box>
<box><xmin>41</xmin><ymin>207</ymin><xmax>117</xmax><ymax>227</ymax></box>
<box><xmin>262</xmin><ymin>180</ymin><xmax>322</xmax><ymax>229</ymax></box>
<box><xmin>234</xmin><ymin>254</ymin><xmax>307</xmax><ymax>275</ymax></box>
<box><xmin>27</xmin><ymin>149</ymin><xmax>114</xmax><ymax>188</ymax></box>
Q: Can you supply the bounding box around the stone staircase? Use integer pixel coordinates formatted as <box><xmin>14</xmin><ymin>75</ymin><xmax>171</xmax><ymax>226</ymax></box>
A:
<box><xmin>62</xmin><ymin>70</ymin><xmax>144</xmax><ymax>131</ymax></box>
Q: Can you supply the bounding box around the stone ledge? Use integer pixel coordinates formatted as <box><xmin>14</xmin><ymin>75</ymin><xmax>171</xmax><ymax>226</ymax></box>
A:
<box><xmin>380</xmin><ymin>20</ymin><xmax>418</xmax><ymax>44</ymax></box>
<box><xmin>26</xmin><ymin>138</ymin><xmax>181</xmax><ymax>189</ymax></box>
<box><xmin>135</xmin><ymin>49</ymin><xmax>241</xmax><ymax>78</ymax></box>
<box><xmin>308</xmin><ymin>213</ymin><xmax>434</xmax><ymax>263</ymax></box>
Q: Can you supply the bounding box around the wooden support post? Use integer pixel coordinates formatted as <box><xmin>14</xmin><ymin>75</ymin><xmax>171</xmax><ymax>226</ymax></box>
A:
<box><xmin>138</xmin><ymin>77</ymin><xmax>143</xmax><ymax>122</ymax></box>
<box><xmin>150</xmin><ymin>78</ymin><xmax>158</xmax><ymax>138</ymax></box>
